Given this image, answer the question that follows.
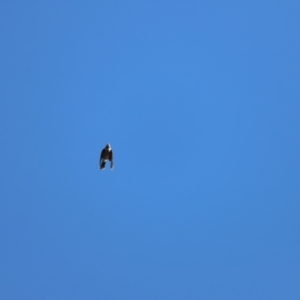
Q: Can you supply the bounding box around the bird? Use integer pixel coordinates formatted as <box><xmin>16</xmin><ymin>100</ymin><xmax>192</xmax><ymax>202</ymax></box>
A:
<box><xmin>99</xmin><ymin>144</ymin><xmax>114</xmax><ymax>170</ymax></box>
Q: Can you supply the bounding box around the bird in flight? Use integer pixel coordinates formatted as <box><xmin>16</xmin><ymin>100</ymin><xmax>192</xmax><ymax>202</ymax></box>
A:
<box><xmin>99</xmin><ymin>144</ymin><xmax>114</xmax><ymax>170</ymax></box>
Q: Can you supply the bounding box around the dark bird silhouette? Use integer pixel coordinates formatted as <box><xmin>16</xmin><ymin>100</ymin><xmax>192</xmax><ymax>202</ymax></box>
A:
<box><xmin>99</xmin><ymin>144</ymin><xmax>114</xmax><ymax>170</ymax></box>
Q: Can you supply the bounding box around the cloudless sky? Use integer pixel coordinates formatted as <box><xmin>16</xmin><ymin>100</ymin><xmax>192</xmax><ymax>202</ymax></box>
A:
<box><xmin>1</xmin><ymin>1</ymin><xmax>299</xmax><ymax>299</ymax></box>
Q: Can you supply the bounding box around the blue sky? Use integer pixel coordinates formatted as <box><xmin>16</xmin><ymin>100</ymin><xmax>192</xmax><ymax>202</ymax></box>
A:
<box><xmin>1</xmin><ymin>1</ymin><xmax>299</xmax><ymax>299</ymax></box>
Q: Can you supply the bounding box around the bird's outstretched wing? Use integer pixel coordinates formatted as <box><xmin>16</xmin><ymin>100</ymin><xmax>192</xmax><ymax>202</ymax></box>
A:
<box><xmin>99</xmin><ymin>149</ymin><xmax>105</xmax><ymax>169</ymax></box>
<box><xmin>109</xmin><ymin>150</ymin><xmax>114</xmax><ymax>169</ymax></box>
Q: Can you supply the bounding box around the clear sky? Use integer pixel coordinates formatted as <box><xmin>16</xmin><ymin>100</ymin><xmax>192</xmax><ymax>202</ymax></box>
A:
<box><xmin>1</xmin><ymin>1</ymin><xmax>299</xmax><ymax>299</ymax></box>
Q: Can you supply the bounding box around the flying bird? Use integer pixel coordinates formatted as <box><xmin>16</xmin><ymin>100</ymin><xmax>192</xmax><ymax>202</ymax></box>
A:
<box><xmin>99</xmin><ymin>144</ymin><xmax>114</xmax><ymax>170</ymax></box>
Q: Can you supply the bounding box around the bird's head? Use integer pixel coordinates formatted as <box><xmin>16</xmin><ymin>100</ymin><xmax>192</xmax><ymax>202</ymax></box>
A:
<box><xmin>106</xmin><ymin>144</ymin><xmax>111</xmax><ymax>150</ymax></box>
